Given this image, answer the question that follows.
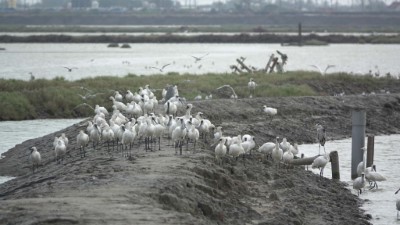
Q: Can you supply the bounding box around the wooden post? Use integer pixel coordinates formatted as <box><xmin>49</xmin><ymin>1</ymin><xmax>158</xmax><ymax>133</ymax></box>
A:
<box><xmin>351</xmin><ymin>111</ymin><xmax>366</xmax><ymax>180</ymax></box>
<box><xmin>366</xmin><ymin>135</ymin><xmax>375</xmax><ymax>168</ymax></box>
<box><xmin>330</xmin><ymin>151</ymin><xmax>340</xmax><ymax>180</ymax></box>
<box><xmin>298</xmin><ymin>22</ymin><xmax>302</xmax><ymax>46</ymax></box>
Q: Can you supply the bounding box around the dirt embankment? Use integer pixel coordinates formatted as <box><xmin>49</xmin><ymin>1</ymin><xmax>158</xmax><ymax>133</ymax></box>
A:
<box><xmin>1</xmin><ymin>93</ymin><xmax>400</xmax><ymax>224</ymax></box>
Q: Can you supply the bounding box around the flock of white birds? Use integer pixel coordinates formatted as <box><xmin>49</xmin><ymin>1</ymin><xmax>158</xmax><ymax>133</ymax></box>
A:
<box><xmin>27</xmin><ymin>79</ymin><xmax>337</xmax><ymax>187</ymax></box>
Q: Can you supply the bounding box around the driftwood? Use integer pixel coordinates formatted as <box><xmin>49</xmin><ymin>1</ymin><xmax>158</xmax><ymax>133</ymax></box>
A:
<box><xmin>229</xmin><ymin>51</ymin><xmax>287</xmax><ymax>74</ymax></box>
<box><xmin>265</xmin><ymin>53</ymin><xmax>275</xmax><ymax>72</ymax></box>
<box><xmin>287</xmin><ymin>155</ymin><xmax>319</xmax><ymax>165</ymax></box>
<box><xmin>236</xmin><ymin>58</ymin><xmax>252</xmax><ymax>73</ymax></box>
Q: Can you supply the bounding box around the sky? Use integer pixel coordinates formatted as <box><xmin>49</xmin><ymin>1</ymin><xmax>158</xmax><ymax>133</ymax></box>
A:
<box><xmin>22</xmin><ymin>0</ymin><xmax>223</xmax><ymax>6</ymax></box>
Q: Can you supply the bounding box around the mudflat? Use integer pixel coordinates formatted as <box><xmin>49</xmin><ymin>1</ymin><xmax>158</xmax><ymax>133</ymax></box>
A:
<box><xmin>2</xmin><ymin>93</ymin><xmax>399</xmax><ymax>225</ymax></box>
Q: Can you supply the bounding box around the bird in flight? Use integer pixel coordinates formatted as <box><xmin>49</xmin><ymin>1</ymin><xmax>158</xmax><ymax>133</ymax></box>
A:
<box><xmin>150</xmin><ymin>64</ymin><xmax>171</xmax><ymax>72</ymax></box>
<box><xmin>310</xmin><ymin>65</ymin><xmax>335</xmax><ymax>75</ymax></box>
<box><xmin>77</xmin><ymin>93</ymin><xmax>104</xmax><ymax>101</ymax></box>
<box><xmin>64</xmin><ymin>66</ymin><xmax>78</xmax><ymax>72</ymax></box>
<box><xmin>191</xmin><ymin>53</ymin><xmax>209</xmax><ymax>63</ymax></box>
<box><xmin>74</xmin><ymin>103</ymin><xmax>95</xmax><ymax>110</ymax></box>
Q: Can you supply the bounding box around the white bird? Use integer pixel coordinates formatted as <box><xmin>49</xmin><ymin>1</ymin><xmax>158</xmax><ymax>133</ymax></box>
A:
<box><xmin>191</xmin><ymin>53</ymin><xmax>209</xmax><ymax>63</ymax></box>
<box><xmin>164</xmin><ymin>101</ymin><xmax>178</xmax><ymax>116</ymax></box>
<box><xmin>110</xmin><ymin>96</ymin><xmax>127</xmax><ymax>111</ymax></box>
<box><xmin>187</xmin><ymin>121</ymin><xmax>200</xmax><ymax>152</ymax></box>
<box><xmin>395</xmin><ymin>188</ymin><xmax>400</xmax><ymax>219</ymax></box>
<box><xmin>54</xmin><ymin>139</ymin><xmax>66</xmax><ymax>164</ymax></box>
<box><xmin>365</xmin><ymin>165</ymin><xmax>386</xmax><ymax>189</ymax></box>
<box><xmin>29</xmin><ymin>146</ymin><xmax>41</xmax><ymax>173</ymax></box>
<box><xmin>213</xmin><ymin>126</ymin><xmax>223</xmax><ymax>142</ymax></box>
<box><xmin>241</xmin><ymin>135</ymin><xmax>256</xmax><ymax>155</ymax></box>
<box><xmin>102</xmin><ymin>124</ymin><xmax>115</xmax><ymax>152</ymax></box>
<box><xmin>114</xmin><ymin>91</ymin><xmax>123</xmax><ymax>102</ymax></box>
<box><xmin>121</xmin><ymin>125</ymin><xmax>135</xmax><ymax>157</ymax></box>
<box><xmin>125</xmin><ymin>90</ymin><xmax>134</xmax><ymax>102</ymax></box>
<box><xmin>282</xmin><ymin>146</ymin><xmax>294</xmax><ymax>166</ymax></box>
<box><xmin>315</xmin><ymin>123</ymin><xmax>326</xmax><ymax>155</ymax></box>
<box><xmin>272</xmin><ymin>137</ymin><xmax>283</xmax><ymax>168</ymax></box>
<box><xmin>150</xmin><ymin>63</ymin><xmax>171</xmax><ymax>72</ymax></box>
<box><xmin>76</xmin><ymin>130</ymin><xmax>89</xmax><ymax>158</ymax></box>
<box><xmin>353</xmin><ymin>173</ymin><xmax>366</xmax><ymax>196</ymax></box>
<box><xmin>289</xmin><ymin>143</ymin><xmax>299</xmax><ymax>156</ymax></box>
<box><xmin>357</xmin><ymin>147</ymin><xmax>367</xmax><ymax>177</ymax></box>
<box><xmin>172</xmin><ymin>118</ymin><xmax>186</xmax><ymax>155</ymax></box>
<box><xmin>312</xmin><ymin>151</ymin><xmax>330</xmax><ymax>178</ymax></box>
<box><xmin>279</xmin><ymin>137</ymin><xmax>291</xmax><ymax>153</ymax></box>
<box><xmin>59</xmin><ymin>133</ymin><xmax>69</xmax><ymax>148</ymax></box>
<box><xmin>248</xmin><ymin>78</ymin><xmax>257</xmax><ymax>98</ymax></box>
<box><xmin>229</xmin><ymin>135</ymin><xmax>245</xmax><ymax>162</ymax></box>
<box><xmin>263</xmin><ymin>105</ymin><xmax>278</xmax><ymax>123</ymax></box>
<box><xmin>152</xmin><ymin>117</ymin><xmax>165</xmax><ymax>151</ymax></box>
<box><xmin>215</xmin><ymin>138</ymin><xmax>227</xmax><ymax>165</ymax></box>
<box><xmin>89</xmin><ymin>124</ymin><xmax>101</xmax><ymax>150</ymax></box>
<box><xmin>258</xmin><ymin>141</ymin><xmax>276</xmax><ymax>160</ymax></box>
<box><xmin>198</xmin><ymin>119</ymin><xmax>210</xmax><ymax>143</ymax></box>
<box><xmin>310</xmin><ymin>64</ymin><xmax>335</xmax><ymax>75</ymax></box>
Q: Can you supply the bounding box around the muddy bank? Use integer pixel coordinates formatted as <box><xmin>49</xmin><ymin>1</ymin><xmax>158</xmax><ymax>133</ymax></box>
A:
<box><xmin>1</xmin><ymin>93</ymin><xmax>399</xmax><ymax>224</ymax></box>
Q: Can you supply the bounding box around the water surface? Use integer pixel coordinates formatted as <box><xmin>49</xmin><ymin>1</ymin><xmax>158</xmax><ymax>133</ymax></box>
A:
<box><xmin>1</xmin><ymin>43</ymin><xmax>399</xmax><ymax>80</ymax></box>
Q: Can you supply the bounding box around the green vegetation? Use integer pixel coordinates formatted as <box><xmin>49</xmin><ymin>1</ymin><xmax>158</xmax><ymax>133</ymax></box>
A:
<box><xmin>0</xmin><ymin>71</ymin><xmax>399</xmax><ymax>121</ymax></box>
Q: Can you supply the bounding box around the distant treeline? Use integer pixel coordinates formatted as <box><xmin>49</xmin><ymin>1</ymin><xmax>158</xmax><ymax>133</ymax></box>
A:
<box><xmin>0</xmin><ymin>33</ymin><xmax>400</xmax><ymax>44</ymax></box>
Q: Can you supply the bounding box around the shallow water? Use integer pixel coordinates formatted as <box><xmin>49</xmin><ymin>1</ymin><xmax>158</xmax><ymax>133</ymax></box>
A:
<box><xmin>301</xmin><ymin>134</ymin><xmax>400</xmax><ymax>225</ymax></box>
<box><xmin>1</xmin><ymin>43</ymin><xmax>399</xmax><ymax>80</ymax></box>
<box><xmin>0</xmin><ymin>118</ymin><xmax>398</xmax><ymax>224</ymax></box>
<box><xmin>0</xmin><ymin>119</ymin><xmax>83</xmax><ymax>181</ymax></box>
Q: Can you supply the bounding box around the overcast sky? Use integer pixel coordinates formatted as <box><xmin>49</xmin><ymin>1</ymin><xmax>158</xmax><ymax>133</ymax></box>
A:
<box><xmin>22</xmin><ymin>0</ymin><xmax>223</xmax><ymax>5</ymax></box>
<box><xmin>21</xmin><ymin>0</ymin><xmax>393</xmax><ymax>6</ymax></box>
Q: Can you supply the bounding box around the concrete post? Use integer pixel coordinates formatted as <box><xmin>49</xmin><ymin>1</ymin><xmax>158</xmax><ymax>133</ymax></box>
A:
<box><xmin>351</xmin><ymin>111</ymin><xmax>366</xmax><ymax>180</ymax></box>
<box><xmin>366</xmin><ymin>136</ymin><xmax>375</xmax><ymax>168</ymax></box>
<box><xmin>330</xmin><ymin>151</ymin><xmax>340</xmax><ymax>180</ymax></box>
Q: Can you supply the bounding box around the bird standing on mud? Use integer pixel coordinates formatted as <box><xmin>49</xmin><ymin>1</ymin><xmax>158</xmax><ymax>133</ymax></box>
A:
<box><xmin>248</xmin><ymin>78</ymin><xmax>257</xmax><ymax>98</ymax></box>
<box><xmin>29</xmin><ymin>147</ymin><xmax>41</xmax><ymax>173</ymax></box>
<box><xmin>315</xmin><ymin>123</ymin><xmax>326</xmax><ymax>155</ymax></box>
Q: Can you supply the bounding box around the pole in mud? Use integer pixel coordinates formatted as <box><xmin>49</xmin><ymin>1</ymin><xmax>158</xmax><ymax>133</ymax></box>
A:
<box><xmin>366</xmin><ymin>135</ymin><xmax>375</xmax><ymax>168</ymax></box>
<box><xmin>351</xmin><ymin>110</ymin><xmax>366</xmax><ymax>180</ymax></box>
<box><xmin>330</xmin><ymin>151</ymin><xmax>340</xmax><ymax>180</ymax></box>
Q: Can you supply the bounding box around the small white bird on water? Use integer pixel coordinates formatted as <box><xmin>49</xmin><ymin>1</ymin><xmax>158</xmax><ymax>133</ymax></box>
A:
<box><xmin>365</xmin><ymin>165</ymin><xmax>386</xmax><ymax>189</ymax></box>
